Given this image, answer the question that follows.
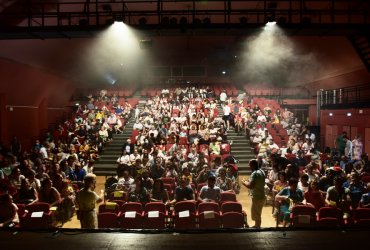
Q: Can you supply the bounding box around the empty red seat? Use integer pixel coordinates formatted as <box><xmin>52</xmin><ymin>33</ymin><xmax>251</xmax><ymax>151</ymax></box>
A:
<box><xmin>98</xmin><ymin>212</ymin><xmax>119</xmax><ymax>228</ymax></box>
<box><xmin>221</xmin><ymin>212</ymin><xmax>245</xmax><ymax>228</ymax></box>
<box><xmin>220</xmin><ymin>192</ymin><xmax>237</xmax><ymax>204</ymax></box>
<box><xmin>290</xmin><ymin>205</ymin><xmax>317</xmax><ymax>228</ymax></box>
<box><xmin>198</xmin><ymin>211</ymin><xmax>221</xmax><ymax>229</ymax></box>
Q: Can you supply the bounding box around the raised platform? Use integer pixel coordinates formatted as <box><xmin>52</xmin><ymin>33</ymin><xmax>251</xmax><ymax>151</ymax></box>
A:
<box><xmin>1</xmin><ymin>228</ymin><xmax>369</xmax><ymax>250</ymax></box>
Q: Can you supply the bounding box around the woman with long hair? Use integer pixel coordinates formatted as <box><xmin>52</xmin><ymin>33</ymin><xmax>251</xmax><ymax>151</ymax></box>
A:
<box><xmin>150</xmin><ymin>179</ymin><xmax>169</xmax><ymax>204</ymax></box>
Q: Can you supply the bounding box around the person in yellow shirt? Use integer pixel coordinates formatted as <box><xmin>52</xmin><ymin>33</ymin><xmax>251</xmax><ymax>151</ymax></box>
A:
<box><xmin>76</xmin><ymin>174</ymin><xmax>104</xmax><ymax>229</ymax></box>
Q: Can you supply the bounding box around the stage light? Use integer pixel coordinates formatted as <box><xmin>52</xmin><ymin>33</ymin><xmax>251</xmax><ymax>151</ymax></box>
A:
<box><xmin>222</xmin><ymin>70</ymin><xmax>226</xmax><ymax>75</ymax></box>
<box><xmin>203</xmin><ymin>17</ymin><xmax>211</xmax><ymax>27</ymax></box>
<box><xmin>266</xmin><ymin>21</ymin><xmax>277</xmax><ymax>26</ymax></box>
<box><xmin>239</xmin><ymin>17</ymin><xmax>248</xmax><ymax>25</ymax></box>
<box><xmin>79</xmin><ymin>19</ymin><xmax>88</xmax><ymax>26</ymax></box>
<box><xmin>161</xmin><ymin>16</ymin><xmax>170</xmax><ymax>26</ymax></box>
<box><xmin>169</xmin><ymin>17</ymin><xmax>178</xmax><ymax>25</ymax></box>
<box><xmin>138</xmin><ymin>17</ymin><xmax>147</xmax><ymax>26</ymax></box>
<box><xmin>193</xmin><ymin>18</ymin><xmax>202</xmax><ymax>27</ymax></box>
<box><xmin>179</xmin><ymin>17</ymin><xmax>188</xmax><ymax>25</ymax></box>
<box><xmin>114</xmin><ymin>15</ymin><xmax>124</xmax><ymax>23</ymax></box>
<box><xmin>329</xmin><ymin>113</ymin><xmax>333</xmax><ymax>116</ymax></box>
<box><xmin>347</xmin><ymin>112</ymin><xmax>352</xmax><ymax>117</ymax></box>
<box><xmin>302</xmin><ymin>17</ymin><xmax>311</xmax><ymax>25</ymax></box>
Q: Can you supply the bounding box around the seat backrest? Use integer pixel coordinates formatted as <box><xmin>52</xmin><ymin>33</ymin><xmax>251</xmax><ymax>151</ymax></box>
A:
<box><xmin>99</xmin><ymin>202</ymin><xmax>120</xmax><ymax>214</ymax></box>
<box><xmin>143</xmin><ymin>211</ymin><xmax>166</xmax><ymax>229</ymax></box>
<box><xmin>161</xmin><ymin>177</ymin><xmax>176</xmax><ymax>188</ymax></box>
<box><xmin>220</xmin><ymin>192</ymin><xmax>237</xmax><ymax>203</ymax></box>
<box><xmin>221</xmin><ymin>212</ymin><xmax>244</xmax><ymax>228</ymax></box>
<box><xmin>318</xmin><ymin>207</ymin><xmax>342</xmax><ymax>220</ymax></box>
<box><xmin>291</xmin><ymin>205</ymin><xmax>316</xmax><ymax>217</ymax></box>
<box><xmin>144</xmin><ymin>202</ymin><xmax>166</xmax><ymax>213</ymax></box>
<box><xmin>174</xmin><ymin>200</ymin><xmax>196</xmax><ymax>214</ymax></box>
<box><xmin>97</xmin><ymin>212</ymin><xmax>119</xmax><ymax>228</ymax></box>
<box><xmin>354</xmin><ymin>208</ymin><xmax>370</xmax><ymax>220</ymax></box>
<box><xmin>173</xmin><ymin>212</ymin><xmax>197</xmax><ymax>230</ymax></box>
<box><xmin>121</xmin><ymin>202</ymin><xmax>143</xmax><ymax>213</ymax></box>
<box><xmin>198</xmin><ymin>202</ymin><xmax>220</xmax><ymax>213</ymax></box>
<box><xmin>221</xmin><ymin>201</ymin><xmax>242</xmax><ymax>213</ymax></box>
<box><xmin>291</xmin><ymin>205</ymin><xmax>317</xmax><ymax>227</ymax></box>
<box><xmin>198</xmin><ymin>211</ymin><xmax>221</xmax><ymax>229</ymax></box>
<box><xmin>26</xmin><ymin>202</ymin><xmax>50</xmax><ymax>213</ymax></box>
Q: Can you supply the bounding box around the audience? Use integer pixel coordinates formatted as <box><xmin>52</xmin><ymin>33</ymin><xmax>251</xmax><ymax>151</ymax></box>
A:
<box><xmin>0</xmin><ymin>85</ymin><xmax>369</xmax><ymax>229</ymax></box>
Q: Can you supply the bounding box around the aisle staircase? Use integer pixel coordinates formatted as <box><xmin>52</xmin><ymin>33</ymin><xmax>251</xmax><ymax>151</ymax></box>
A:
<box><xmin>216</xmin><ymin>103</ymin><xmax>255</xmax><ymax>175</ymax></box>
<box><xmin>94</xmin><ymin>93</ymin><xmax>145</xmax><ymax>176</ymax></box>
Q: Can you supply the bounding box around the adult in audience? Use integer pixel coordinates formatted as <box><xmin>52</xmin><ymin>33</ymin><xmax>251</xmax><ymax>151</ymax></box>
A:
<box><xmin>0</xmin><ymin>194</ymin><xmax>19</xmax><ymax>228</ymax></box>
<box><xmin>325</xmin><ymin>176</ymin><xmax>351</xmax><ymax>215</ymax></box>
<box><xmin>216</xmin><ymin>168</ymin><xmax>233</xmax><ymax>192</ymax></box>
<box><xmin>275</xmin><ymin>178</ymin><xmax>304</xmax><ymax>227</ymax></box>
<box><xmin>38</xmin><ymin>177</ymin><xmax>61</xmax><ymax>207</ymax></box>
<box><xmin>359</xmin><ymin>183</ymin><xmax>370</xmax><ymax>208</ymax></box>
<box><xmin>168</xmin><ymin>177</ymin><xmax>195</xmax><ymax>206</ymax></box>
<box><xmin>16</xmin><ymin>178</ymin><xmax>38</xmax><ymax>205</ymax></box>
<box><xmin>241</xmin><ymin>159</ymin><xmax>266</xmax><ymax>228</ymax></box>
<box><xmin>198</xmin><ymin>175</ymin><xmax>221</xmax><ymax>203</ymax></box>
<box><xmin>352</xmin><ymin>135</ymin><xmax>363</xmax><ymax>161</ymax></box>
<box><xmin>76</xmin><ymin>174</ymin><xmax>104</xmax><ymax>229</ymax></box>
<box><xmin>150</xmin><ymin>179</ymin><xmax>169</xmax><ymax>204</ymax></box>
<box><xmin>127</xmin><ymin>178</ymin><xmax>150</xmax><ymax>203</ymax></box>
<box><xmin>304</xmin><ymin>180</ymin><xmax>325</xmax><ymax>211</ymax></box>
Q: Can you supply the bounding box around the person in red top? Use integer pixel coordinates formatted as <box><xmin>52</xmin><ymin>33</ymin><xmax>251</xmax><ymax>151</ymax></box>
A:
<box><xmin>304</xmin><ymin>180</ymin><xmax>325</xmax><ymax>211</ymax></box>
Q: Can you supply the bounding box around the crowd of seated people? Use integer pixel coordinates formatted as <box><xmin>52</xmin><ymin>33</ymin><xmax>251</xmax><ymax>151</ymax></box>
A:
<box><xmin>106</xmin><ymin>86</ymin><xmax>239</xmax><ymax>204</ymax></box>
<box><xmin>102</xmin><ymin>85</ymin><xmax>370</xmax><ymax>228</ymax></box>
<box><xmin>223</xmin><ymin>90</ymin><xmax>370</xmax><ymax>227</ymax></box>
<box><xmin>1</xmin><ymin>83</ymin><xmax>370</xmax><ymax>229</ymax></box>
<box><xmin>0</xmin><ymin>88</ymin><xmax>136</xmax><ymax>228</ymax></box>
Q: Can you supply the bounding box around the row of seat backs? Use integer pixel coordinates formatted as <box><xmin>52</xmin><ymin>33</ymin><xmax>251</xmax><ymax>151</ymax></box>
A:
<box><xmin>99</xmin><ymin>200</ymin><xmax>242</xmax><ymax>215</ymax></box>
<box><xmin>289</xmin><ymin>205</ymin><xmax>370</xmax><ymax>227</ymax></box>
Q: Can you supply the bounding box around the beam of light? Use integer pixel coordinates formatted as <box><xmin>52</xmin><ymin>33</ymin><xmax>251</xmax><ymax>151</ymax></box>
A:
<box><xmin>235</xmin><ymin>20</ymin><xmax>321</xmax><ymax>87</ymax></box>
<box><xmin>80</xmin><ymin>21</ymin><xmax>153</xmax><ymax>87</ymax></box>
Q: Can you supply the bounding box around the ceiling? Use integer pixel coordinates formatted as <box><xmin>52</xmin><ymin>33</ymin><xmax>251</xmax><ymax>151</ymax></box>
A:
<box><xmin>0</xmin><ymin>1</ymin><xmax>369</xmax><ymax>87</ymax></box>
<box><xmin>0</xmin><ymin>0</ymin><xmax>369</xmax><ymax>39</ymax></box>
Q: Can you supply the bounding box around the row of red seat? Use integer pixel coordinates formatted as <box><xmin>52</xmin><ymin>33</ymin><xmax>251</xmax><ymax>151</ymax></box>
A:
<box><xmin>140</xmin><ymin>85</ymin><xmax>239</xmax><ymax>97</ymax></box>
<box><xmin>243</xmin><ymin>85</ymin><xmax>309</xmax><ymax>97</ymax></box>
<box><xmin>81</xmin><ymin>88</ymin><xmax>137</xmax><ymax>98</ymax></box>
<box><xmin>98</xmin><ymin>200</ymin><xmax>246</xmax><ymax>229</ymax></box>
<box><xmin>284</xmin><ymin>205</ymin><xmax>370</xmax><ymax>228</ymax></box>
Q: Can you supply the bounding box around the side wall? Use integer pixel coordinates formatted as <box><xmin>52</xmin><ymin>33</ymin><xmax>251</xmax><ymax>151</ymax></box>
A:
<box><xmin>320</xmin><ymin>108</ymin><xmax>370</xmax><ymax>156</ymax></box>
<box><xmin>0</xmin><ymin>59</ymin><xmax>75</xmax><ymax>149</ymax></box>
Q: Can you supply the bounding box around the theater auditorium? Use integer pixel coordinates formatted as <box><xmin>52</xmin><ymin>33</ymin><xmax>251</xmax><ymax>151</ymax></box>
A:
<box><xmin>0</xmin><ymin>1</ymin><xmax>370</xmax><ymax>249</ymax></box>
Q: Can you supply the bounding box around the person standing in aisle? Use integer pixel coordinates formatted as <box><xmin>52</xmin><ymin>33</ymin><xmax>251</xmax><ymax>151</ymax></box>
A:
<box><xmin>76</xmin><ymin>174</ymin><xmax>104</xmax><ymax>229</ymax></box>
<box><xmin>241</xmin><ymin>159</ymin><xmax>266</xmax><ymax>228</ymax></box>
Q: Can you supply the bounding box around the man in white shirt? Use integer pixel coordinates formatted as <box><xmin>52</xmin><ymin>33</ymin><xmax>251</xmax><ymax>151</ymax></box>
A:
<box><xmin>198</xmin><ymin>175</ymin><xmax>221</xmax><ymax>203</ymax></box>
<box><xmin>133</xmin><ymin>120</ymin><xmax>143</xmax><ymax>131</ymax></box>
<box><xmin>222</xmin><ymin>103</ymin><xmax>231</xmax><ymax>130</ymax></box>
<box><xmin>220</xmin><ymin>90</ymin><xmax>227</xmax><ymax>103</ymax></box>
